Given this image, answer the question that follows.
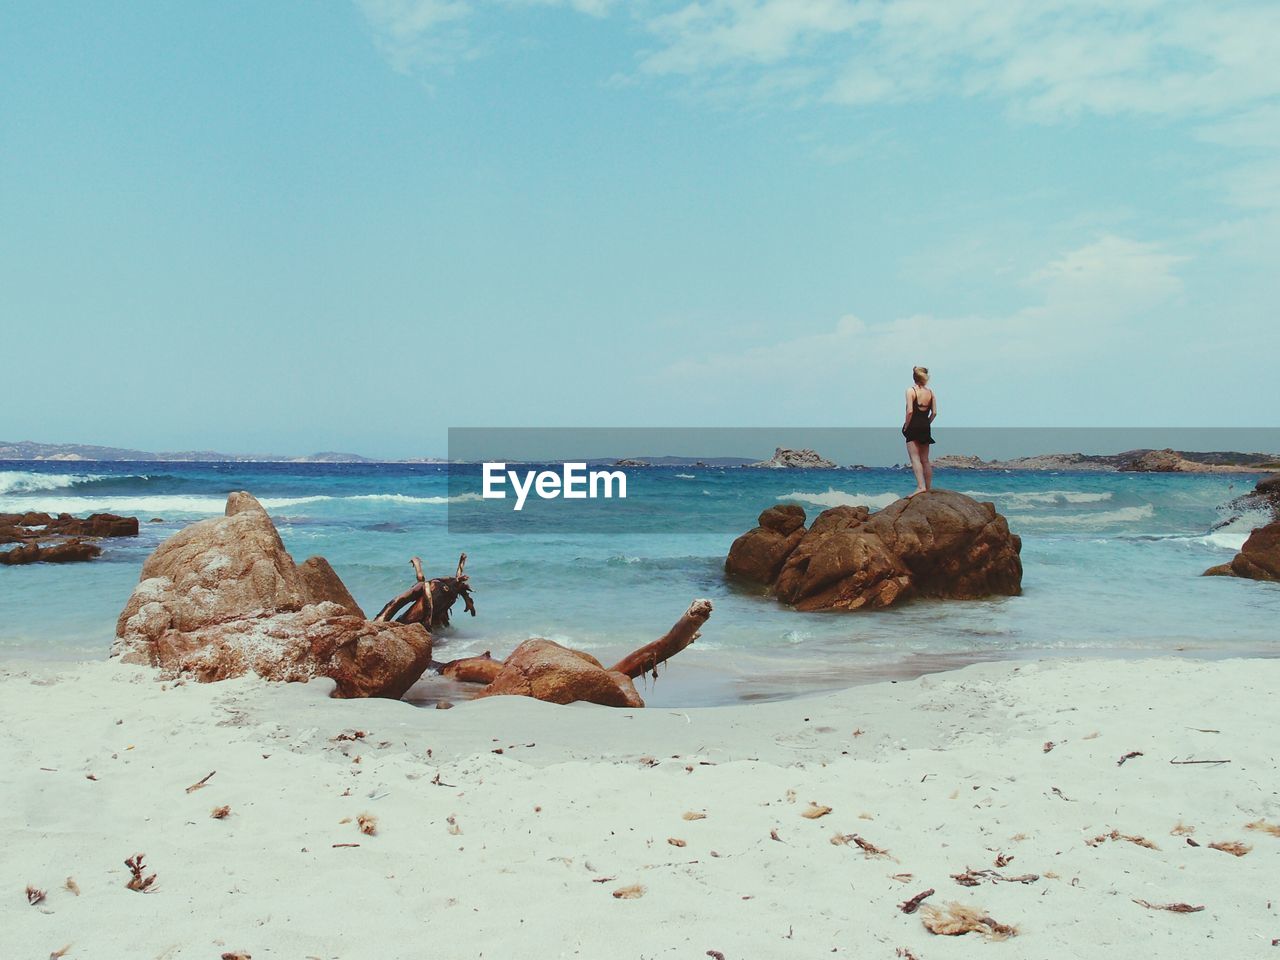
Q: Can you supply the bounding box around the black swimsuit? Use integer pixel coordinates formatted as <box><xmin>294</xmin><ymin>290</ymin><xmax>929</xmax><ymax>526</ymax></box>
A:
<box><xmin>902</xmin><ymin>390</ymin><xmax>935</xmax><ymax>445</ymax></box>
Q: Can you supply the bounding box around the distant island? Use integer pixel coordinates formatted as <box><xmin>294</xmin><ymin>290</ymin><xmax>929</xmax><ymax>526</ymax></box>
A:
<box><xmin>0</xmin><ymin>440</ymin><xmax>444</xmax><ymax>464</ymax></box>
<box><xmin>934</xmin><ymin>448</ymin><xmax>1280</xmax><ymax>473</ymax></box>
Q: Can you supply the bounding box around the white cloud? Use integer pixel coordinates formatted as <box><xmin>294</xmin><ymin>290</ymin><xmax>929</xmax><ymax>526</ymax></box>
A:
<box><xmin>661</xmin><ymin>234</ymin><xmax>1187</xmax><ymax>413</ymax></box>
<box><xmin>639</xmin><ymin>0</ymin><xmax>1280</xmax><ymax>122</ymax></box>
<box><xmin>357</xmin><ymin>0</ymin><xmax>615</xmax><ymax>71</ymax></box>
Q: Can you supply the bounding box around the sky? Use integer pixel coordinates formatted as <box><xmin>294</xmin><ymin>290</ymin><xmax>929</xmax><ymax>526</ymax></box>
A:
<box><xmin>1</xmin><ymin>0</ymin><xmax>1277</xmax><ymax>458</ymax></box>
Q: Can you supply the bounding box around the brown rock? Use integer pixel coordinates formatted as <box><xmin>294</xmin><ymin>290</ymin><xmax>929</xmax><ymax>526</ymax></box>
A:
<box><xmin>477</xmin><ymin>639</ymin><xmax>644</xmax><ymax>708</ymax></box>
<box><xmin>1204</xmin><ymin>519</ymin><xmax>1280</xmax><ymax>583</ymax></box>
<box><xmin>299</xmin><ymin>556</ymin><xmax>365</xmax><ymax>617</ymax></box>
<box><xmin>725</xmin><ymin>505</ymin><xmax>809</xmax><ymax>584</ymax></box>
<box><xmin>728</xmin><ymin>490</ymin><xmax>1022</xmax><ymax>611</ymax></box>
<box><xmin>1</xmin><ymin>539</ymin><xmax>103</xmax><ymax>565</ymax></box>
<box><xmin>113</xmin><ymin>491</ymin><xmax>431</xmax><ymax>698</ymax></box>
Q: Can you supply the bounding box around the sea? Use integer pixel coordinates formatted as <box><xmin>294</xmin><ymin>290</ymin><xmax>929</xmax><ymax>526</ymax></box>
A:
<box><xmin>1</xmin><ymin>461</ymin><xmax>1277</xmax><ymax>706</ymax></box>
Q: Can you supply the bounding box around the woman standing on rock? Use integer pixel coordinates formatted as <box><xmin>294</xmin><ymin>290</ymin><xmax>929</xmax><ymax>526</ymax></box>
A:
<box><xmin>902</xmin><ymin>366</ymin><xmax>936</xmax><ymax>495</ymax></box>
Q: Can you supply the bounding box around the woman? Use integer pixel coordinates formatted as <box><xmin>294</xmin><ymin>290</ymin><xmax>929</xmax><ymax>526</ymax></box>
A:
<box><xmin>901</xmin><ymin>366</ymin><xmax>936</xmax><ymax>495</ymax></box>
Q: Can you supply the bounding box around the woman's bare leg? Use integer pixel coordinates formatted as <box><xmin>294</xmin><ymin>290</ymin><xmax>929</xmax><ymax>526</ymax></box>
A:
<box><xmin>921</xmin><ymin>444</ymin><xmax>933</xmax><ymax>491</ymax></box>
<box><xmin>907</xmin><ymin>442</ymin><xmax>925</xmax><ymax>494</ymax></box>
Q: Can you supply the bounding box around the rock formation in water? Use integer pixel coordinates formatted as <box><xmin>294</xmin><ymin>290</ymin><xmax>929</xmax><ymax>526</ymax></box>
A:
<box><xmin>112</xmin><ymin>491</ymin><xmax>432</xmax><ymax>698</ymax></box>
<box><xmin>750</xmin><ymin>448</ymin><xmax>838</xmax><ymax>469</ymax></box>
<box><xmin>0</xmin><ymin>511</ymin><xmax>138</xmax><ymax>564</ymax></box>
<box><xmin>1204</xmin><ymin>517</ymin><xmax>1280</xmax><ymax>583</ymax></box>
<box><xmin>933</xmin><ymin>450</ymin><xmax>1280</xmax><ymax>473</ymax></box>
<box><xmin>726</xmin><ymin>491</ymin><xmax>1022</xmax><ymax>610</ymax></box>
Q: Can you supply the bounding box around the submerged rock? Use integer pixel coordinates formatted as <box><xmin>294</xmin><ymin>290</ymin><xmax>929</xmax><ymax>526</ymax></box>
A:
<box><xmin>1204</xmin><ymin>518</ymin><xmax>1280</xmax><ymax>583</ymax></box>
<box><xmin>112</xmin><ymin>491</ymin><xmax>431</xmax><ymax>698</ymax></box>
<box><xmin>726</xmin><ymin>490</ymin><xmax>1022</xmax><ymax>610</ymax></box>
<box><xmin>0</xmin><ymin>511</ymin><xmax>136</xmax><ymax>564</ymax></box>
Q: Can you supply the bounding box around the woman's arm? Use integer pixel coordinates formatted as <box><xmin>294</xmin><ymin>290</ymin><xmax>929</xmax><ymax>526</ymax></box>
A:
<box><xmin>929</xmin><ymin>393</ymin><xmax>938</xmax><ymax>422</ymax></box>
<box><xmin>904</xmin><ymin>388</ymin><xmax>914</xmax><ymax>428</ymax></box>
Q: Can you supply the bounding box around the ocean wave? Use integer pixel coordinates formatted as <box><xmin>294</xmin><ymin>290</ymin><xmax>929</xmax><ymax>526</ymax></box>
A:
<box><xmin>1008</xmin><ymin>504</ymin><xmax>1155</xmax><ymax>527</ymax></box>
<box><xmin>0</xmin><ymin>491</ymin><xmax>478</xmax><ymax>516</ymax></box>
<box><xmin>675</xmin><ymin>473</ymin><xmax>696</xmax><ymax>479</ymax></box>
<box><xmin>777</xmin><ymin>488</ymin><xmax>901</xmax><ymax>510</ymax></box>
<box><xmin>0</xmin><ymin>471</ymin><xmax>110</xmax><ymax>495</ymax></box>
<box><xmin>962</xmin><ymin>489</ymin><xmax>1113</xmax><ymax>506</ymax></box>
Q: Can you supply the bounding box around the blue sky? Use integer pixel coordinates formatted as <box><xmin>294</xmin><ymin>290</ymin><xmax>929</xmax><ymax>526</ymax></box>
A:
<box><xmin>2</xmin><ymin>1</ymin><xmax>1277</xmax><ymax>457</ymax></box>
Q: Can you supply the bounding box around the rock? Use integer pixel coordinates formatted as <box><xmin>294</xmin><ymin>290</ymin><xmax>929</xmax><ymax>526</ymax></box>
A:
<box><xmin>112</xmin><ymin>491</ymin><xmax>431</xmax><ymax>698</ymax></box>
<box><xmin>1222</xmin><ymin>474</ymin><xmax>1280</xmax><ymax>522</ymax></box>
<box><xmin>0</xmin><ymin>539</ymin><xmax>103</xmax><ymax>565</ymax></box>
<box><xmin>725</xmin><ymin>505</ymin><xmax>809</xmax><ymax>584</ymax></box>
<box><xmin>1120</xmin><ymin>448</ymin><xmax>1211</xmax><ymax>473</ymax></box>
<box><xmin>1204</xmin><ymin>518</ymin><xmax>1280</xmax><ymax>583</ymax></box>
<box><xmin>477</xmin><ymin>639</ymin><xmax>644</xmax><ymax>708</ymax></box>
<box><xmin>750</xmin><ymin>447</ymin><xmax>838</xmax><ymax>469</ymax></box>
<box><xmin>614</xmin><ymin>458</ymin><xmax>648</xmax><ymax>467</ymax></box>
<box><xmin>726</xmin><ymin>490</ymin><xmax>1022</xmax><ymax>611</ymax></box>
<box><xmin>298</xmin><ymin>556</ymin><xmax>366</xmax><ymax>617</ymax></box>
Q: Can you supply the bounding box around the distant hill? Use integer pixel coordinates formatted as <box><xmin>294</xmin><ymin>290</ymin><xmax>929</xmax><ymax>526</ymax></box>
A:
<box><xmin>0</xmin><ymin>440</ymin><xmax>385</xmax><ymax>463</ymax></box>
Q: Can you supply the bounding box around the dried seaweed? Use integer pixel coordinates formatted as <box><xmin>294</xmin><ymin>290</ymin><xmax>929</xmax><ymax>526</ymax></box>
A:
<box><xmin>1086</xmin><ymin>829</ymin><xmax>1159</xmax><ymax>850</ymax></box>
<box><xmin>1208</xmin><ymin>840</ymin><xmax>1250</xmax><ymax>857</ymax></box>
<box><xmin>921</xmin><ymin>902</ymin><xmax>1017</xmax><ymax>939</ymax></box>
<box><xmin>683</xmin><ymin>811</ymin><xmax>708</xmax><ymax>821</ymax></box>
<box><xmin>1117</xmin><ymin>751</ymin><xmax>1144</xmax><ymax>766</ymax></box>
<box><xmin>1133</xmin><ymin>899</ymin><xmax>1204</xmax><ymax>913</ymax></box>
<box><xmin>124</xmin><ymin>854</ymin><xmax>155</xmax><ymax>893</ymax></box>
<box><xmin>358</xmin><ymin>813</ymin><xmax>378</xmax><ymax>836</ymax></box>
<box><xmin>668</xmin><ymin>837</ymin><xmax>687</xmax><ymax>847</ymax></box>
<box><xmin>1245</xmin><ymin>819</ymin><xmax>1280</xmax><ymax>837</ymax></box>
<box><xmin>612</xmin><ymin>884</ymin><xmax>646</xmax><ymax>899</ymax></box>
<box><xmin>1170</xmin><ymin>821</ymin><xmax>1195</xmax><ymax>836</ymax></box>
<box><xmin>898</xmin><ymin>888</ymin><xmax>934</xmax><ymax>914</ymax></box>
<box><xmin>64</xmin><ymin>877</ymin><xmax>79</xmax><ymax>896</ymax></box>
<box><xmin>185</xmin><ymin>771</ymin><xmax>216</xmax><ymax>794</ymax></box>
<box><xmin>211</xmin><ymin>805</ymin><xmax>231</xmax><ymax>819</ymax></box>
<box><xmin>802</xmin><ymin>802</ymin><xmax>832</xmax><ymax>819</ymax></box>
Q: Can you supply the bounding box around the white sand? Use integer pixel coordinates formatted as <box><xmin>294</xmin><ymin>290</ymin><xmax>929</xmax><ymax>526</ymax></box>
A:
<box><xmin>3</xmin><ymin>656</ymin><xmax>1278</xmax><ymax>958</ymax></box>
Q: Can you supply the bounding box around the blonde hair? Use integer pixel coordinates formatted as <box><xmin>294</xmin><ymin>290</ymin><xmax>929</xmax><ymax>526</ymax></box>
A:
<box><xmin>912</xmin><ymin>366</ymin><xmax>930</xmax><ymax>386</ymax></box>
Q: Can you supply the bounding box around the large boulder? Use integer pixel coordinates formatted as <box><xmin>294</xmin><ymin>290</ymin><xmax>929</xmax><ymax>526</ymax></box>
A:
<box><xmin>476</xmin><ymin>639</ymin><xmax>644</xmax><ymax>708</ymax></box>
<box><xmin>1204</xmin><ymin>518</ymin><xmax>1280</xmax><ymax>583</ymax></box>
<box><xmin>112</xmin><ymin>491</ymin><xmax>431</xmax><ymax>698</ymax></box>
<box><xmin>725</xmin><ymin>490</ymin><xmax>1022</xmax><ymax>611</ymax></box>
<box><xmin>724</xmin><ymin>504</ymin><xmax>808</xmax><ymax>584</ymax></box>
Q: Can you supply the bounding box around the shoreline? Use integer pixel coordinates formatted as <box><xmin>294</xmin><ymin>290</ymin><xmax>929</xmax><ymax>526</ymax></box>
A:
<box><xmin>5</xmin><ymin>655</ymin><xmax>1279</xmax><ymax>957</ymax></box>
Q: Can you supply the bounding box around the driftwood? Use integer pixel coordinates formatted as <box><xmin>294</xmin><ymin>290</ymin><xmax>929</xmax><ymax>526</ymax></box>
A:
<box><xmin>610</xmin><ymin>598</ymin><xmax>712</xmax><ymax>679</ymax></box>
<box><xmin>374</xmin><ymin>554</ymin><xmax>476</xmax><ymax>629</ymax></box>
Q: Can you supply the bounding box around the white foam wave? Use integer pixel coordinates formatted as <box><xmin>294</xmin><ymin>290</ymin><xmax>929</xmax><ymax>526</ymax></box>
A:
<box><xmin>963</xmin><ymin>489</ymin><xmax>1113</xmax><ymax>506</ymax></box>
<box><xmin>0</xmin><ymin>491</ymin><xmax>478</xmax><ymax>516</ymax></box>
<box><xmin>0</xmin><ymin>471</ymin><xmax>107</xmax><ymax>495</ymax></box>
<box><xmin>1008</xmin><ymin>504</ymin><xmax>1155</xmax><ymax>527</ymax></box>
<box><xmin>777</xmin><ymin>488</ymin><xmax>901</xmax><ymax>510</ymax></box>
<box><xmin>675</xmin><ymin>473</ymin><xmax>696</xmax><ymax>479</ymax></box>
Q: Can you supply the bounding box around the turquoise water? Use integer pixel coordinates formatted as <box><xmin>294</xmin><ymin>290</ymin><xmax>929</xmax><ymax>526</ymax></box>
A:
<box><xmin>1</xmin><ymin>462</ymin><xmax>1277</xmax><ymax>705</ymax></box>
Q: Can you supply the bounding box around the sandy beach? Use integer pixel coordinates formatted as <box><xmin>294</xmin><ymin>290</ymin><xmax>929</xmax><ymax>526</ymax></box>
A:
<box><xmin>4</xmin><ymin>655</ymin><xmax>1277</xmax><ymax>959</ymax></box>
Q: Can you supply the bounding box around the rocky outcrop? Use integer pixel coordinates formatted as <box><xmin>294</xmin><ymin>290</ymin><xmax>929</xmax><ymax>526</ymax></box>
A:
<box><xmin>723</xmin><ymin>504</ymin><xmax>807</xmax><ymax>584</ymax></box>
<box><xmin>1222</xmin><ymin>474</ymin><xmax>1280</xmax><ymax>523</ymax></box>
<box><xmin>0</xmin><ymin>511</ymin><xmax>137</xmax><ymax>564</ymax></box>
<box><xmin>750</xmin><ymin>448</ymin><xmax>838</xmax><ymax>469</ymax></box>
<box><xmin>932</xmin><ymin>450</ymin><xmax>1279</xmax><ymax>474</ymax></box>
<box><xmin>726</xmin><ymin>490</ymin><xmax>1022</xmax><ymax>610</ymax></box>
<box><xmin>476</xmin><ymin>640</ymin><xmax>644</xmax><ymax>708</ymax></box>
<box><xmin>1204</xmin><ymin>518</ymin><xmax>1280</xmax><ymax>583</ymax></box>
<box><xmin>1120</xmin><ymin>448</ymin><xmax>1214</xmax><ymax>473</ymax></box>
<box><xmin>0</xmin><ymin>539</ymin><xmax>103</xmax><ymax>565</ymax></box>
<box><xmin>112</xmin><ymin>491</ymin><xmax>431</xmax><ymax>698</ymax></box>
